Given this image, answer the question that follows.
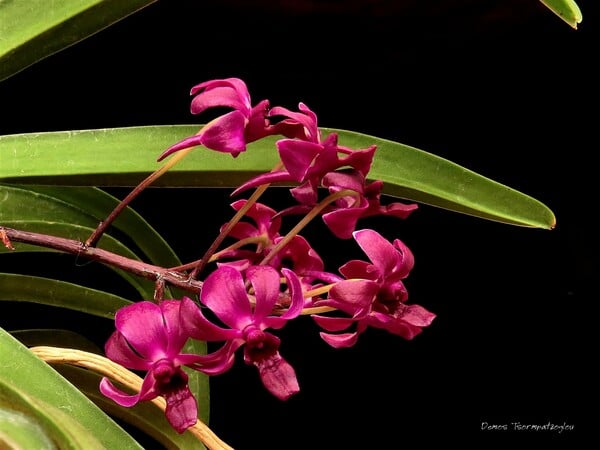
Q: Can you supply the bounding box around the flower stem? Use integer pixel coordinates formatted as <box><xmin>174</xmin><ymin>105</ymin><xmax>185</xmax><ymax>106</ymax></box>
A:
<box><xmin>85</xmin><ymin>147</ymin><xmax>194</xmax><ymax>248</ymax></box>
<box><xmin>170</xmin><ymin>235</ymin><xmax>268</xmax><ymax>272</ymax></box>
<box><xmin>1</xmin><ymin>226</ymin><xmax>203</xmax><ymax>295</ymax></box>
<box><xmin>259</xmin><ymin>189</ymin><xmax>359</xmax><ymax>267</ymax></box>
<box><xmin>189</xmin><ymin>183</ymin><xmax>269</xmax><ymax>279</ymax></box>
<box><xmin>188</xmin><ymin>160</ymin><xmax>285</xmax><ymax>279</ymax></box>
<box><xmin>30</xmin><ymin>346</ymin><xmax>234</xmax><ymax>450</ymax></box>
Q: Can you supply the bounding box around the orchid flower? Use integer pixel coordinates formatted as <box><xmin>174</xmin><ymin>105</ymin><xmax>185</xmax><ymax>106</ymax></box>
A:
<box><xmin>313</xmin><ymin>229</ymin><xmax>436</xmax><ymax>347</ymax></box>
<box><xmin>181</xmin><ymin>265</ymin><xmax>305</xmax><ymax>400</ymax></box>
<box><xmin>99</xmin><ymin>300</ymin><xmax>205</xmax><ymax>433</ymax></box>
<box><xmin>216</xmin><ymin>200</ymin><xmax>337</xmax><ymax>292</ymax></box>
<box><xmin>157</xmin><ymin>78</ymin><xmax>309</xmax><ymax>160</ymax></box>
<box><xmin>232</xmin><ymin>132</ymin><xmax>376</xmax><ymax>196</ymax></box>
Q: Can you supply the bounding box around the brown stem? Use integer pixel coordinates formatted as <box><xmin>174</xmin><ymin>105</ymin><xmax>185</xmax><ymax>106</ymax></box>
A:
<box><xmin>2</xmin><ymin>226</ymin><xmax>203</xmax><ymax>296</ymax></box>
<box><xmin>85</xmin><ymin>147</ymin><xmax>194</xmax><ymax>248</ymax></box>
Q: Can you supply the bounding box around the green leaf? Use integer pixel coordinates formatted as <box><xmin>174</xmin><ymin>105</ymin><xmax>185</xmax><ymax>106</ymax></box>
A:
<box><xmin>0</xmin><ymin>220</ymin><xmax>155</xmax><ymax>299</ymax></box>
<box><xmin>17</xmin><ymin>185</ymin><xmax>183</xmax><ymax>271</ymax></box>
<box><xmin>0</xmin><ymin>328</ymin><xmax>143</xmax><ymax>449</ymax></box>
<box><xmin>0</xmin><ymin>407</ymin><xmax>57</xmax><ymax>450</ymax></box>
<box><xmin>0</xmin><ymin>273</ymin><xmax>131</xmax><ymax>319</ymax></box>
<box><xmin>539</xmin><ymin>0</ymin><xmax>582</xmax><ymax>29</ymax></box>
<box><xmin>0</xmin><ymin>184</ymin><xmax>185</xmax><ymax>298</ymax></box>
<box><xmin>0</xmin><ymin>126</ymin><xmax>555</xmax><ymax>229</ymax></box>
<box><xmin>0</xmin><ymin>0</ymin><xmax>156</xmax><ymax>82</ymax></box>
<box><xmin>10</xmin><ymin>329</ymin><xmax>102</xmax><ymax>354</ymax></box>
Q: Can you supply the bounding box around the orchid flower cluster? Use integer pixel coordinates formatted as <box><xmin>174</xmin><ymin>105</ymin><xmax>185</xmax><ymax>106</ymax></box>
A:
<box><xmin>98</xmin><ymin>77</ymin><xmax>436</xmax><ymax>433</ymax></box>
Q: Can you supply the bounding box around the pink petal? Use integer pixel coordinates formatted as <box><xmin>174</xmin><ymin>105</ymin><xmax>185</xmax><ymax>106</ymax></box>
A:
<box><xmin>278</xmin><ymin>268</ymin><xmax>305</xmax><ymax>320</ymax></box>
<box><xmin>159</xmin><ymin>300</ymin><xmax>189</xmax><ymax>356</ymax></box>
<box><xmin>188</xmin><ymin>341</ymin><xmax>241</xmax><ymax>375</ymax></box>
<box><xmin>255</xmin><ymin>353</ymin><xmax>300</xmax><ymax>400</ymax></box>
<box><xmin>157</xmin><ymin>135</ymin><xmax>203</xmax><ymax>161</ymax></box>
<box><xmin>400</xmin><ymin>304</ymin><xmax>436</xmax><ymax>327</ymax></box>
<box><xmin>319</xmin><ymin>331</ymin><xmax>359</xmax><ymax>348</ymax></box>
<box><xmin>247</xmin><ymin>265</ymin><xmax>282</xmax><ymax>321</ymax></box>
<box><xmin>104</xmin><ymin>331</ymin><xmax>151</xmax><ymax>371</ymax></box>
<box><xmin>99</xmin><ymin>377</ymin><xmax>143</xmax><ymax>407</ymax></box>
<box><xmin>190</xmin><ymin>86</ymin><xmax>248</xmax><ymax>115</ymax></box>
<box><xmin>311</xmin><ymin>314</ymin><xmax>355</xmax><ymax>331</ymax></box>
<box><xmin>180</xmin><ymin>296</ymin><xmax>239</xmax><ymax>341</ymax></box>
<box><xmin>231</xmin><ymin>170</ymin><xmax>294</xmax><ymax>197</ymax></box>
<box><xmin>114</xmin><ymin>302</ymin><xmax>168</xmax><ymax>361</ymax></box>
<box><xmin>277</xmin><ymin>139</ymin><xmax>322</xmax><ymax>180</ymax></box>
<box><xmin>201</xmin><ymin>266</ymin><xmax>253</xmax><ymax>329</ymax></box>
<box><xmin>328</xmin><ymin>279</ymin><xmax>379</xmax><ymax>314</ymax></box>
<box><xmin>353</xmin><ymin>229</ymin><xmax>401</xmax><ymax>276</ymax></box>
<box><xmin>199</xmin><ymin>110</ymin><xmax>247</xmax><ymax>154</ymax></box>
<box><xmin>392</xmin><ymin>238</ymin><xmax>415</xmax><ymax>279</ymax></box>
<box><xmin>163</xmin><ymin>386</ymin><xmax>198</xmax><ymax>433</ymax></box>
<box><xmin>323</xmin><ymin>207</ymin><xmax>365</xmax><ymax>239</ymax></box>
<box><xmin>190</xmin><ymin>78</ymin><xmax>250</xmax><ymax>111</ymax></box>
<box><xmin>338</xmin><ymin>260</ymin><xmax>378</xmax><ymax>280</ymax></box>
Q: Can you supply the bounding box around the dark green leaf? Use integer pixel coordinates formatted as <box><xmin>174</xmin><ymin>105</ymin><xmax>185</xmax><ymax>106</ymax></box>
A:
<box><xmin>0</xmin><ymin>273</ymin><xmax>131</xmax><ymax>319</ymax></box>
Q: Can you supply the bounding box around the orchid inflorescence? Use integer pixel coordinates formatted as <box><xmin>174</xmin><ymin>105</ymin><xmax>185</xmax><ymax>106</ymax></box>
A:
<box><xmin>98</xmin><ymin>77</ymin><xmax>436</xmax><ymax>433</ymax></box>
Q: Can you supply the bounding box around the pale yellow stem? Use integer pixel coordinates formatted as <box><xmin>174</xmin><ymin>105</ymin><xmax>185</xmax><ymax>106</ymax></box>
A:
<box><xmin>29</xmin><ymin>346</ymin><xmax>234</xmax><ymax>450</ymax></box>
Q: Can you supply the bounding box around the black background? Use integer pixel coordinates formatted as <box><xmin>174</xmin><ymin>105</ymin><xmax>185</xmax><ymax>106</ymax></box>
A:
<box><xmin>0</xmin><ymin>1</ymin><xmax>596</xmax><ymax>448</ymax></box>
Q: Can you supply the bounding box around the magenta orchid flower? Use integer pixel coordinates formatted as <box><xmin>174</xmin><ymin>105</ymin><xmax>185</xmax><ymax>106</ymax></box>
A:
<box><xmin>312</xmin><ymin>229</ymin><xmax>435</xmax><ymax>347</ymax></box>
<box><xmin>158</xmin><ymin>78</ymin><xmax>269</xmax><ymax>159</ymax></box>
<box><xmin>216</xmin><ymin>200</ymin><xmax>337</xmax><ymax>292</ymax></box>
<box><xmin>232</xmin><ymin>132</ymin><xmax>376</xmax><ymax>196</ymax></box>
<box><xmin>181</xmin><ymin>265</ymin><xmax>305</xmax><ymax>400</ymax></box>
<box><xmin>158</xmin><ymin>78</ymin><xmax>309</xmax><ymax>160</ymax></box>
<box><xmin>319</xmin><ymin>170</ymin><xmax>418</xmax><ymax>238</ymax></box>
<box><xmin>99</xmin><ymin>300</ymin><xmax>205</xmax><ymax>433</ymax></box>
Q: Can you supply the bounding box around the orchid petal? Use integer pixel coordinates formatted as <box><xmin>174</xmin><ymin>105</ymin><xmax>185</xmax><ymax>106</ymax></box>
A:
<box><xmin>353</xmin><ymin>229</ymin><xmax>402</xmax><ymax>276</ymax></box>
<box><xmin>157</xmin><ymin>134</ymin><xmax>203</xmax><ymax>161</ymax></box>
<box><xmin>159</xmin><ymin>300</ymin><xmax>189</xmax><ymax>356</ymax></box>
<box><xmin>201</xmin><ymin>266</ymin><xmax>253</xmax><ymax>329</ymax></box>
<box><xmin>279</xmin><ymin>268</ymin><xmax>305</xmax><ymax>320</ymax></box>
<box><xmin>104</xmin><ymin>331</ymin><xmax>151</xmax><ymax>371</ymax></box>
<box><xmin>319</xmin><ymin>331</ymin><xmax>359</xmax><ymax>348</ymax></box>
<box><xmin>248</xmin><ymin>265</ymin><xmax>281</xmax><ymax>321</ymax></box>
<box><xmin>198</xmin><ymin>110</ymin><xmax>247</xmax><ymax>155</ymax></box>
<box><xmin>99</xmin><ymin>377</ymin><xmax>144</xmax><ymax>407</ymax></box>
<box><xmin>254</xmin><ymin>353</ymin><xmax>300</xmax><ymax>400</ymax></box>
<box><xmin>163</xmin><ymin>385</ymin><xmax>198</xmax><ymax>433</ymax></box>
<box><xmin>338</xmin><ymin>260</ymin><xmax>377</xmax><ymax>280</ymax></box>
<box><xmin>114</xmin><ymin>302</ymin><xmax>168</xmax><ymax>361</ymax></box>
<box><xmin>311</xmin><ymin>315</ymin><xmax>356</xmax><ymax>331</ymax></box>
<box><xmin>180</xmin><ymin>296</ymin><xmax>239</xmax><ymax>341</ymax></box>
<box><xmin>329</xmin><ymin>279</ymin><xmax>379</xmax><ymax>313</ymax></box>
<box><xmin>190</xmin><ymin>86</ymin><xmax>248</xmax><ymax>114</ymax></box>
<box><xmin>277</xmin><ymin>139</ymin><xmax>322</xmax><ymax>180</ymax></box>
<box><xmin>322</xmin><ymin>207</ymin><xmax>365</xmax><ymax>239</ymax></box>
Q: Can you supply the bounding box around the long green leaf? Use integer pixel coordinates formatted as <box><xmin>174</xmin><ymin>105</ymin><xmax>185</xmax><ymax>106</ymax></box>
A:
<box><xmin>0</xmin><ymin>328</ymin><xmax>143</xmax><ymax>449</ymax></box>
<box><xmin>0</xmin><ymin>220</ymin><xmax>155</xmax><ymax>299</ymax></box>
<box><xmin>0</xmin><ymin>183</ymin><xmax>185</xmax><ymax>298</ymax></box>
<box><xmin>0</xmin><ymin>0</ymin><xmax>156</xmax><ymax>82</ymax></box>
<box><xmin>0</xmin><ymin>273</ymin><xmax>131</xmax><ymax>319</ymax></box>
<box><xmin>539</xmin><ymin>0</ymin><xmax>582</xmax><ymax>29</ymax></box>
<box><xmin>20</xmin><ymin>185</ymin><xmax>183</xmax><ymax>271</ymax></box>
<box><xmin>0</xmin><ymin>126</ymin><xmax>555</xmax><ymax>229</ymax></box>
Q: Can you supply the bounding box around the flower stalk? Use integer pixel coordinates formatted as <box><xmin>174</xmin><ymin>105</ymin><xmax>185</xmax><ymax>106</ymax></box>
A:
<box><xmin>29</xmin><ymin>346</ymin><xmax>233</xmax><ymax>450</ymax></box>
